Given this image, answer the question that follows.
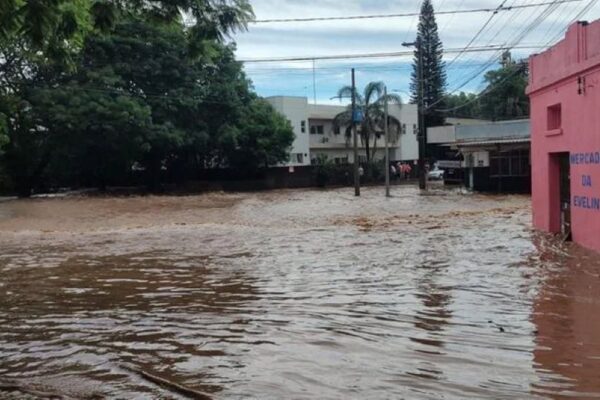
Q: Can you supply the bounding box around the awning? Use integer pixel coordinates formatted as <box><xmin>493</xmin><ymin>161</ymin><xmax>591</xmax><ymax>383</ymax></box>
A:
<box><xmin>456</xmin><ymin>138</ymin><xmax>530</xmax><ymax>147</ymax></box>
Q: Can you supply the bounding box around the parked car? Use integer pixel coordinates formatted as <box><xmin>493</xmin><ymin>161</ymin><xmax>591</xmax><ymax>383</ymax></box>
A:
<box><xmin>428</xmin><ymin>168</ymin><xmax>445</xmax><ymax>181</ymax></box>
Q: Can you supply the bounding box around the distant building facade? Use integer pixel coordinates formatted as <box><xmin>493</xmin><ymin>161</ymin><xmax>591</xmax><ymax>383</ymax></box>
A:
<box><xmin>527</xmin><ymin>20</ymin><xmax>600</xmax><ymax>252</ymax></box>
<box><xmin>266</xmin><ymin>96</ymin><xmax>419</xmax><ymax>166</ymax></box>
<box><xmin>428</xmin><ymin>120</ymin><xmax>531</xmax><ymax>192</ymax></box>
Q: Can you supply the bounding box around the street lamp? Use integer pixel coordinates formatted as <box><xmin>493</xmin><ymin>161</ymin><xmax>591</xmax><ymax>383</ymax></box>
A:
<box><xmin>402</xmin><ymin>40</ymin><xmax>427</xmax><ymax>190</ymax></box>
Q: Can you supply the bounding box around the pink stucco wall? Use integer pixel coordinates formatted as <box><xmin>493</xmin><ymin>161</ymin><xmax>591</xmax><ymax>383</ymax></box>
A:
<box><xmin>528</xmin><ymin>21</ymin><xmax>600</xmax><ymax>252</ymax></box>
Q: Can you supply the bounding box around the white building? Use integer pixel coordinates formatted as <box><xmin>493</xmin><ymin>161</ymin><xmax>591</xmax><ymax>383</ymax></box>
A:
<box><xmin>266</xmin><ymin>96</ymin><xmax>419</xmax><ymax>166</ymax></box>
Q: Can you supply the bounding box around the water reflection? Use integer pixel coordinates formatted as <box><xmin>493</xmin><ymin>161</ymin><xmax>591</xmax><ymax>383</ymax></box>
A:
<box><xmin>0</xmin><ymin>188</ymin><xmax>598</xmax><ymax>398</ymax></box>
<box><xmin>531</xmin><ymin>235</ymin><xmax>600</xmax><ymax>398</ymax></box>
<box><xmin>0</xmin><ymin>249</ymin><xmax>261</xmax><ymax>398</ymax></box>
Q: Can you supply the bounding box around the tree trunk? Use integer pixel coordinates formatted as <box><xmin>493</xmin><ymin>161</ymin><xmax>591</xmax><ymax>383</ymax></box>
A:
<box><xmin>371</xmin><ymin>136</ymin><xmax>378</xmax><ymax>161</ymax></box>
<box><xmin>365</xmin><ymin>132</ymin><xmax>371</xmax><ymax>163</ymax></box>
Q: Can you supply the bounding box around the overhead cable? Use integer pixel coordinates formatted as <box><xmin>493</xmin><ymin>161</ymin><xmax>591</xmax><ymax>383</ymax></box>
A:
<box><xmin>252</xmin><ymin>0</ymin><xmax>581</xmax><ymax>23</ymax></box>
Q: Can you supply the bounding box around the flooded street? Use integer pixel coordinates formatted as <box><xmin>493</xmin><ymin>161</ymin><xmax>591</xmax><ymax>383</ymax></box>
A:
<box><xmin>0</xmin><ymin>186</ymin><xmax>599</xmax><ymax>399</ymax></box>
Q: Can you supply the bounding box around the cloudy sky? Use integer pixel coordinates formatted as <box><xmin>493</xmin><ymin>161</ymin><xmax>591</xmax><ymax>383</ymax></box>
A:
<box><xmin>231</xmin><ymin>0</ymin><xmax>600</xmax><ymax>105</ymax></box>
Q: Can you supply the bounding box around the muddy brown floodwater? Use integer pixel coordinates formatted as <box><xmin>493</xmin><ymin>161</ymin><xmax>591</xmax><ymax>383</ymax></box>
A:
<box><xmin>1</xmin><ymin>186</ymin><xmax>600</xmax><ymax>399</ymax></box>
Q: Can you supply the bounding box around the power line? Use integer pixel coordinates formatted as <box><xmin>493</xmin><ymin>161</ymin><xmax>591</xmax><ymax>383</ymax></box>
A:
<box><xmin>436</xmin><ymin>63</ymin><xmax>527</xmax><ymax>113</ymax></box>
<box><xmin>544</xmin><ymin>0</ymin><xmax>600</xmax><ymax>46</ymax></box>
<box><xmin>251</xmin><ymin>0</ymin><xmax>581</xmax><ymax>23</ymax></box>
<box><xmin>239</xmin><ymin>44</ymin><xmax>547</xmax><ymax>63</ymax></box>
<box><xmin>446</xmin><ymin>0</ymin><xmax>510</xmax><ymax>69</ymax></box>
<box><xmin>428</xmin><ymin>0</ymin><xmax>564</xmax><ymax>110</ymax></box>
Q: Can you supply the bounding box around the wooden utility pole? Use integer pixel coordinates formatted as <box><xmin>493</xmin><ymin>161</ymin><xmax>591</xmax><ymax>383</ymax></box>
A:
<box><xmin>417</xmin><ymin>39</ymin><xmax>427</xmax><ymax>190</ymax></box>
<box><xmin>403</xmin><ymin>39</ymin><xmax>427</xmax><ymax>190</ymax></box>
<box><xmin>352</xmin><ymin>68</ymin><xmax>360</xmax><ymax>197</ymax></box>
<box><xmin>384</xmin><ymin>86</ymin><xmax>391</xmax><ymax>198</ymax></box>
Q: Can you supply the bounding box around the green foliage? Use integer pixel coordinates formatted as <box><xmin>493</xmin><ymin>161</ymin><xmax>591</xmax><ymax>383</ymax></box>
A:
<box><xmin>31</xmin><ymin>83</ymin><xmax>152</xmax><ymax>189</ymax></box>
<box><xmin>443</xmin><ymin>62</ymin><xmax>529</xmax><ymax>121</ymax></box>
<box><xmin>313</xmin><ymin>154</ymin><xmax>335</xmax><ymax>187</ymax></box>
<box><xmin>0</xmin><ymin>3</ymin><xmax>296</xmax><ymax>196</ymax></box>
<box><xmin>0</xmin><ymin>91</ymin><xmax>55</xmax><ymax>197</ymax></box>
<box><xmin>410</xmin><ymin>0</ymin><xmax>447</xmax><ymax>128</ymax></box>
<box><xmin>0</xmin><ymin>0</ymin><xmax>253</xmax><ymax>55</ymax></box>
<box><xmin>444</xmin><ymin>92</ymin><xmax>482</xmax><ymax>119</ymax></box>
<box><xmin>219</xmin><ymin>98</ymin><xmax>294</xmax><ymax>172</ymax></box>
<box><xmin>333</xmin><ymin>81</ymin><xmax>402</xmax><ymax>162</ymax></box>
<box><xmin>0</xmin><ymin>113</ymin><xmax>8</xmax><ymax>150</ymax></box>
<box><xmin>480</xmin><ymin>62</ymin><xmax>529</xmax><ymax>121</ymax></box>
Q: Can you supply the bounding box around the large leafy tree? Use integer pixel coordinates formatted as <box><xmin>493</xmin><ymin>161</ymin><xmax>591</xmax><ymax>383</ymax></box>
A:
<box><xmin>30</xmin><ymin>83</ymin><xmax>152</xmax><ymax>190</ymax></box>
<box><xmin>442</xmin><ymin>62</ymin><xmax>529</xmax><ymax>121</ymax></box>
<box><xmin>479</xmin><ymin>62</ymin><xmax>529</xmax><ymax>121</ymax></box>
<box><xmin>444</xmin><ymin>92</ymin><xmax>482</xmax><ymax>119</ymax></box>
<box><xmin>0</xmin><ymin>1</ymin><xmax>296</xmax><ymax>196</ymax></box>
<box><xmin>78</xmin><ymin>19</ymin><xmax>206</xmax><ymax>188</ymax></box>
<box><xmin>0</xmin><ymin>0</ymin><xmax>253</xmax><ymax>51</ymax></box>
<box><xmin>333</xmin><ymin>81</ymin><xmax>402</xmax><ymax>163</ymax></box>
<box><xmin>410</xmin><ymin>0</ymin><xmax>447</xmax><ymax>128</ymax></box>
<box><xmin>218</xmin><ymin>98</ymin><xmax>294</xmax><ymax>171</ymax></box>
<box><xmin>0</xmin><ymin>113</ymin><xmax>7</xmax><ymax>150</ymax></box>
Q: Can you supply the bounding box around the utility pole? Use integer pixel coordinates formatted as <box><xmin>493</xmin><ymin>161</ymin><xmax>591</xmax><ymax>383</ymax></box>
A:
<box><xmin>403</xmin><ymin>39</ymin><xmax>427</xmax><ymax>190</ymax></box>
<box><xmin>352</xmin><ymin>68</ymin><xmax>360</xmax><ymax>197</ymax></box>
<box><xmin>384</xmin><ymin>85</ymin><xmax>391</xmax><ymax>198</ymax></box>
<box><xmin>312</xmin><ymin>59</ymin><xmax>317</xmax><ymax>105</ymax></box>
<box><xmin>417</xmin><ymin>39</ymin><xmax>427</xmax><ymax>191</ymax></box>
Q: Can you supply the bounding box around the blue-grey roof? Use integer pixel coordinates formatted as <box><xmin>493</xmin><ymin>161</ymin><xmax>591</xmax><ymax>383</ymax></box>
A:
<box><xmin>455</xmin><ymin>120</ymin><xmax>530</xmax><ymax>143</ymax></box>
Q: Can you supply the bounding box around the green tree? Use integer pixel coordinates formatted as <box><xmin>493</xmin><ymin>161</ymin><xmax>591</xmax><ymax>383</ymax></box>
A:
<box><xmin>444</xmin><ymin>92</ymin><xmax>482</xmax><ymax>119</ymax></box>
<box><xmin>0</xmin><ymin>113</ymin><xmax>8</xmax><ymax>150</ymax></box>
<box><xmin>31</xmin><ymin>83</ymin><xmax>152</xmax><ymax>190</ymax></box>
<box><xmin>333</xmin><ymin>81</ymin><xmax>402</xmax><ymax>162</ymax></box>
<box><xmin>0</xmin><ymin>1</ymin><xmax>299</xmax><ymax>195</ymax></box>
<box><xmin>0</xmin><ymin>0</ymin><xmax>253</xmax><ymax>51</ymax></box>
<box><xmin>217</xmin><ymin>98</ymin><xmax>294</xmax><ymax>172</ymax></box>
<box><xmin>479</xmin><ymin>62</ymin><xmax>529</xmax><ymax>121</ymax></box>
<box><xmin>410</xmin><ymin>0</ymin><xmax>447</xmax><ymax>128</ymax></box>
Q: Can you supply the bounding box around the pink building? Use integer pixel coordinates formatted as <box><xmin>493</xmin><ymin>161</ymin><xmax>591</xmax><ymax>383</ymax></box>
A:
<box><xmin>527</xmin><ymin>20</ymin><xmax>600</xmax><ymax>252</ymax></box>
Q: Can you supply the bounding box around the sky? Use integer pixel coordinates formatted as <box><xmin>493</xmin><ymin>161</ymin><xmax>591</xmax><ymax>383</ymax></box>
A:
<box><xmin>231</xmin><ymin>0</ymin><xmax>600</xmax><ymax>105</ymax></box>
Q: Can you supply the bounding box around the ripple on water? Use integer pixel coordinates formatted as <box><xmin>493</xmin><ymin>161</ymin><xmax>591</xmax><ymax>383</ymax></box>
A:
<box><xmin>0</xmin><ymin>187</ymin><xmax>599</xmax><ymax>399</ymax></box>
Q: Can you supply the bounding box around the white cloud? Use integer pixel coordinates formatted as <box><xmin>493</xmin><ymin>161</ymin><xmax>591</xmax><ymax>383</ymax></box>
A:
<box><xmin>234</xmin><ymin>0</ymin><xmax>600</xmax><ymax>102</ymax></box>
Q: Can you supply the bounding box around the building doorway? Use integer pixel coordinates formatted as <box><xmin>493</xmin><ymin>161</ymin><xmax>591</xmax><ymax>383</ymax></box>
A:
<box><xmin>558</xmin><ymin>153</ymin><xmax>571</xmax><ymax>240</ymax></box>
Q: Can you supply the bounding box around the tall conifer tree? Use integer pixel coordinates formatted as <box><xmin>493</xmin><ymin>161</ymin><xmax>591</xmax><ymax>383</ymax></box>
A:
<box><xmin>410</xmin><ymin>0</ymin><xmax>447</xmax><ymax>128</ymax></box>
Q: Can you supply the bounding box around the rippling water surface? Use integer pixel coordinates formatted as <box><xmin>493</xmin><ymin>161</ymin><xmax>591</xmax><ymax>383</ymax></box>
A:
<box><xmin>1</xmin><ymin>187</ymin><xmax>599</xmax><ymax>399</ymax></box>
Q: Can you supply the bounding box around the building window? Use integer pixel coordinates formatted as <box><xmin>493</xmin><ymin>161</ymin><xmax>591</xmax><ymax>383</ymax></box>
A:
<box><xmin>413</xmin><ymin>124</ymin><xmax>418</xmax><ymax>135</ymax></box>
<box><xmin>490</xmin><ymin>149</ymin><xmax>530</xmax><ymax>177</ymax></box>
<box><xmin>333</xmin><ymin>125</ymin><xmax>341</xmax><ymax>135</ymax></box>
<box><xmin>311</xmin><ymin>125</ymin><xmax>324</xmax><ymax>134</ymax></box>
<box><xmin>295</xmin><ymin>153</ymin><xmax>304</xmax><ymax>164</ymax></box>
<box><xmin>547</xmin><ymin>103</ymin><xmax>562</xmax><ymax>131</ymax></box>
<box><xmin>301</xmin><ymin>120</ymin><xmax>306</xmax><ymax>133</ymax></box>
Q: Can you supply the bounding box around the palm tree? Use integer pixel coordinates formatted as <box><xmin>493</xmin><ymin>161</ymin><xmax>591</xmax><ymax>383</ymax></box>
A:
<box><xmin>332</xmin><ymin>81</ymin><xmax>402</xmax><ymax>163</ymax></box>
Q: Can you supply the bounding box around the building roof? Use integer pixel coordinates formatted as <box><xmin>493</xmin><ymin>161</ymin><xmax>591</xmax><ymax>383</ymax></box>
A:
<box><xmin>456</xmin><ymin>138</ymin><xmax>530</xmax><ymax>147</ymax></box>
<box><xmin>455</xmin><ymin>119</ymin><xmax>530</xmax><ymax>143</ymax></box>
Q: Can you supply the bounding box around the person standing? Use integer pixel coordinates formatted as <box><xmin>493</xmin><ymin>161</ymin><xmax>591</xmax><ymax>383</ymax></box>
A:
<box><xmin>404</xmin><ymin>163</ymin><xmax>412</xmax><ymax>180</ymax></box>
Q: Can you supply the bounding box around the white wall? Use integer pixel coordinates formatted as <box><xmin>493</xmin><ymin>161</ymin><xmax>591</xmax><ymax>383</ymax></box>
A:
<box><xmin>268</xmin><ymin>97</ymin><xmax>419</xmax><ymax>165</ymax></box>
<box><xmin>390</xmin><ymin>104</ymin><xmax>419</xmax><ymax>161</ymax></box>
<box><xmin>266</xmin><ymin>96</ymin><xmax>311</xmax><ymax>166</ymax></box>
<box><xmin>462</xmin><ymin>150</ymin><xmax>490</xmax><ymax>168</ymax></box>
<box><xmin>428</xmin><ymin>126</ymin><xmax>456</xmax><ymax>144</ymax></box>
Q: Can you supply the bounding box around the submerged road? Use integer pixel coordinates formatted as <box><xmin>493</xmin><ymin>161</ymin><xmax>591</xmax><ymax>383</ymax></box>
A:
<box><xmin>0</xmin><ymin>186</ymin><xmax>599</xmax><ymax>399</ymax></box>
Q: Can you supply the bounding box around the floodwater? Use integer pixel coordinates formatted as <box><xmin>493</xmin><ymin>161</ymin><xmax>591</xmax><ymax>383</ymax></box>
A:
<box><xmin>0</xmin><ymin>186</ymin><xmax>599</xmax><ymax>399</ymax></box>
